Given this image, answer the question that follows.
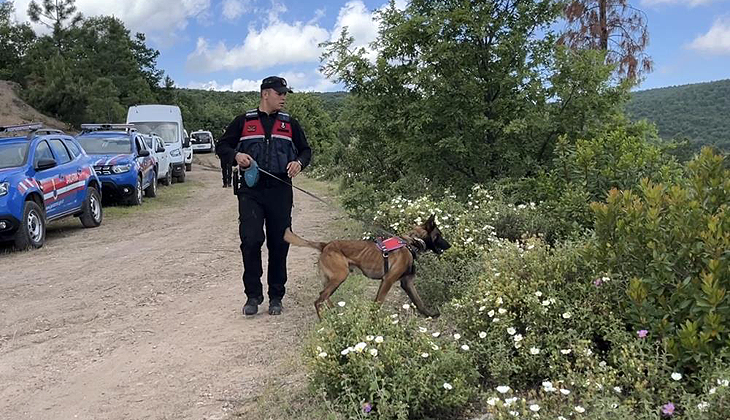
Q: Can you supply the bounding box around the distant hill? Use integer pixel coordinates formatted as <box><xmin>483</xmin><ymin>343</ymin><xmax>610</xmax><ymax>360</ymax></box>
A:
<box><xmin>626</xmin><ymin>79</ymin><xmax>730</xmax><ymax>153</ymax></box>
<box><xmin>0</xmin><ymin>80</ymin><xmax>71</xmax><ymax>131</ymax></box>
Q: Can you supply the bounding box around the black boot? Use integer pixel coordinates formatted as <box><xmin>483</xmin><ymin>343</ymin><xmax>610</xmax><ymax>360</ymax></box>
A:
<box><xmin>243</xmin><ymin>296</ymin><xmax>264</xmax><ymax>315</ymax></box>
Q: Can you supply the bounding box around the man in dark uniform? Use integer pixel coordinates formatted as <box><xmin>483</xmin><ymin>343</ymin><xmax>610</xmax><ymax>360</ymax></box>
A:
<box><xmin>216</xmin><ymin>128</ymin><xmax>233</xmax><ymax>187</ymax></box>
<box><xmin>216</xmin><ymin>76</ymin><xmax>312</xmax><ymax>316</ymax></box>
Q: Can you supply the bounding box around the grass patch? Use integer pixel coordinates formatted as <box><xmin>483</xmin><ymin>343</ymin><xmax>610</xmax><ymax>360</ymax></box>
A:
<box><xmin>102</xmin><ymin>180</ymin><xmax>203</xmax><ymax>218</ymax></box>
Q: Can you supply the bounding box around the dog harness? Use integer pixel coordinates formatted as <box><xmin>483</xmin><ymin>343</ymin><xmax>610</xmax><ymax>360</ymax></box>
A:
<box><xmin>376</xmin><ymin>237</ymin><xmax>408</xmax><ymax>275</ymax></box>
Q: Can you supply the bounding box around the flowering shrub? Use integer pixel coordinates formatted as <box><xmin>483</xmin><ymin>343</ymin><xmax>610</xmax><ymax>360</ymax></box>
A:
<box><xmin>306</xmin><ymin>299</ymin><xmax>478</xmax><ymax>419</ymax></box>
<box><xmin>591</xmin><ymin>148</ymin><xmax>730</xmax><ymax>370</ymax></box>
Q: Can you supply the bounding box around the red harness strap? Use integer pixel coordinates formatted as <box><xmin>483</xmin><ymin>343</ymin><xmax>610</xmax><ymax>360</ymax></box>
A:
<box><xmin>376</xmin><ymin>237</ymin><xmax>407</xmax><ymax>275</ymax></box>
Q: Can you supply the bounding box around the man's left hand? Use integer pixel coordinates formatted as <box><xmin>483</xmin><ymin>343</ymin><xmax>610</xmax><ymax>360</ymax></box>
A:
<box><xmin>287</xmin><ymin>161</ymin><xmax>302</xmax><ymax>178</ymax></box>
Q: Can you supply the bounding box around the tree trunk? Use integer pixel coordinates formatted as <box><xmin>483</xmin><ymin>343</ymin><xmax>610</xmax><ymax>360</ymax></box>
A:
<box><xmin>599</xmin><ymin>0</ymin><xmax>608</xmax><ymax>50</ymax></box>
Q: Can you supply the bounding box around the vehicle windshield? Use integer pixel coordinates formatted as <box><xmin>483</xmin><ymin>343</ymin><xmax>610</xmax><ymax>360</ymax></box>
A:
<box><xmin>0</xmin><ymin>142</ymin><xmax>29</xmax><ymax>169</ymax></box>
<box><xmin>192</xmin><ymin>133</ymin><xmax>211</xmax><ymax>142</ymax></box>
<box><xmin>132</xmin><ymin>122</ymin><xmax>179</xmax><ymax>145</ymax></box>
<box><xmin>76</xmin><ymin>136</ymin><xmax>132</xmax><ymax>155</ymax></box>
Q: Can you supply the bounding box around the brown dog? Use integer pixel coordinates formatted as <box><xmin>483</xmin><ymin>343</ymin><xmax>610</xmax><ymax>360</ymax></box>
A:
<box><xmin>284</xmin><ymin>215</ymin><xmax>451</xmax><ymax>319</ymax></box>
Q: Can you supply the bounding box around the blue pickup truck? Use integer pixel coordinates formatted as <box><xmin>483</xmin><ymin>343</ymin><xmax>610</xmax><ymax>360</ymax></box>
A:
<box><xmin>0</xmin><ymin>124</ymin><xmax>103</xmax><ymax>249</ymax></box>
<box><xmin>75</xmin><ymin>124</ymin><xmax>158</xmax><ymax>205</ymax></box>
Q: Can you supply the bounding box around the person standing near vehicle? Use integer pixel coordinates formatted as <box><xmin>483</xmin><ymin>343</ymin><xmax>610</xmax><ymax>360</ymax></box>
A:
<box><xmin>216</xmin><ymin>128</ymin><xmax>233</xmax><ymax>187</ymax></box>
<box><xmin>216</xmin><ymin>76</ymin><xmax>312</xmax><ymax>316</ymax></box>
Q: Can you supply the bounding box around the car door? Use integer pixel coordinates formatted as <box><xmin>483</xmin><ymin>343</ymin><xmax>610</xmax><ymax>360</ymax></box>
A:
<box><xmin>155</xmin><ymin>137</ymin><xmax>169</xmax><ymax>177</ymax></box>
<box><xmin>47</xmin><ymin>138</ymin><xmax>82</xmax><ymax>214</ymax></box>
<box><xmin>32</xmin><ymin>139</ymin><xmax>69</xmax><ymax>219</ymax></box>
<box><xmin>134</xmin><ymin>135</ymin><xmax>154</xmax><ymax>188</ymax></box>
<box><xmin>61</xmin><ymin>138</ymin><xmax>90</xmax><ymax>207</ymax></box>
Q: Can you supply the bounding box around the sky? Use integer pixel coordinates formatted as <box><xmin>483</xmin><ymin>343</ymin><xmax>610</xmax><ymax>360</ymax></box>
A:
<box><xmin>7</xmin><ymin>0</ymin><xmax>730</xmax><ymax>92</ymax></box>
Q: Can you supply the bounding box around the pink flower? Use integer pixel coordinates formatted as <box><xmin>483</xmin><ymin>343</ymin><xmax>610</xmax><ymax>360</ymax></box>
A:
<box><xmin>362</xmin><ymin>402</ymin><xmax>373</xmax><ymax>414</ymax></box>
<box><xmin>638</xmin><ymin>330</ymin><xmax>648</xmax><ymax>338</ymax></box>
<box><xmin>593</xmin><ymin>278</ymin><xmax>603</xmax><ymax>287</ymax></box>
<box><xmin>661</xmin><ymin>402</ymin><xmax>675</xmax><ymax>416</ymax></box>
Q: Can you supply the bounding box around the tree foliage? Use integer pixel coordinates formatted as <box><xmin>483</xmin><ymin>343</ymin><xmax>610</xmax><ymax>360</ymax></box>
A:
<box><xmin>561</xmin><ymin>0</ymin><xmax>652</xmax><ymax>81</ymax></box>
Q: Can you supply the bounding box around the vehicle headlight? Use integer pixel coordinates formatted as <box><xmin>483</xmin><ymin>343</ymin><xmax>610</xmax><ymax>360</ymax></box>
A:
<box><xmin>111</xmin><ymin>164</ymin><xmax>132</xmax><ymax>174</ymax></box>
<box><xmin>0</xmin><ymin>182</ymin><xmax>9</xmax><ymax>197</ymax></box>
<box><xmin>170</xmin><ymin>149</ymin><xmax>182</xmax><ymax>157</ymax></box>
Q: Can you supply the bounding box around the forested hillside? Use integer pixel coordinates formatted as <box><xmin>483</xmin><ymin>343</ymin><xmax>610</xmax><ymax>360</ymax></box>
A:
<box><xmin>627</xmin><ymin>79</ymin><xmax>730</xmax><ymax>153</ymax></box>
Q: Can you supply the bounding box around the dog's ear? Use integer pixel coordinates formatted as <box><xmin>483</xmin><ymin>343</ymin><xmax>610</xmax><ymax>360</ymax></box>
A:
<box><xmin>425</xmin><ymin>214</ymin><xmax>436</xmax><ymax>231</ymax></box>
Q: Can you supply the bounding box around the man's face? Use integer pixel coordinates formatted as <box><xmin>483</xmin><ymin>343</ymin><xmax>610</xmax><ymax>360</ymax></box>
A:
<box><xmin>263</xmin><ymin>89</ymin><xmax>287</xmax><ymax>111</ymax></box>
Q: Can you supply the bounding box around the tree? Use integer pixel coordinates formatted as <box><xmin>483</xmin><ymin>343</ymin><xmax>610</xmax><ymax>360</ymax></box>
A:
<box><xmin>27</xmin><ymin>0</ymin><xmax>83</xmax><ymax>54</ymax></box>
<box><xmin>561</xmin><ymin>0</ymin><xmax>652</xmax><ymax>81</ymax></box>
<box><xmin>85</xmin><ymin>77</ymin><xmax>126</xmax><ymax>122</ymax></box>
<box><xmin>0</xmin><ymin>2</ymin><xmax>36</xmax><ymax>83</ymax></box>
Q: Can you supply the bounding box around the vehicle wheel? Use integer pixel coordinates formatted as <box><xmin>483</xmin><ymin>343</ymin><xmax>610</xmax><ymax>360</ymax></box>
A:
<box><xmin>185</xmin><ymin>162</ymin><xmax>192</xmax><ymax>172</ymax></box>
<box><xmin>79</xmin><ymin>187</ymin><xmax>103</xmax><ymax>228</ymax></box>
<box><xmin>177</xmin><ymin>168</ymin><xmax>186</xmax><ymax>183</ymax></box>
<box><xmin>162</xmin><ymin>165</ymin><xmax>172</xmax><ymax>186</ymax></box>
<box><xmin>145</xmin><ymin>172</ymin><xmax>158</xmax><ymax>197</ymax></box>
<box><xmin>14</xmin><ymin>200</ymin><xmax>46</xmax><ymax>249</ymax></box>
<box><xmin>127</xmin><ymin>176</ymin><xmax>143</xmax><ymax>205</ymax></box>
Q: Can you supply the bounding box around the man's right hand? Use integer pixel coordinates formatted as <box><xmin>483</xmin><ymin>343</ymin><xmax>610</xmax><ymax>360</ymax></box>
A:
<box><xmin>235</xmin><ymin>152</ymin><xmax>253</xmax><ymax>168</ymax></box>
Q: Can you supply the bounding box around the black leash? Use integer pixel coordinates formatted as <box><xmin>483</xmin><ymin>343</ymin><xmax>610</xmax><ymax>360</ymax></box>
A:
<box><xmin>252</xmin><ymin>166</ymin><xmax>401</xmax><ymax>239</ymax></box>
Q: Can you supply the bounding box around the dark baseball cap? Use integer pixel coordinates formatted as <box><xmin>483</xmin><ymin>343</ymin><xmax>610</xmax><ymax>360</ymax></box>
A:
<box><xmin>260</xmin><ymin>76</ymin><xmax>293</xmax><ymax>93</ymax></box>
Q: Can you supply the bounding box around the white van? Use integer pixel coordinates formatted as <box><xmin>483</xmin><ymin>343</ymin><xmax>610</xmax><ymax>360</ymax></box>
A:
<box><xmin>183</xmin><ymin>129</ymin><xmax>193</xmax><ymax>171</ymax></box>
<box><xmin>126</xmin><ymin>105</ymin><xmax>188</xmax><ymax>183</ymax></box>
<box><xmin>190</xmin><ymin>130</ymin><xmax>215</xmax><ymax>153</ymax></box>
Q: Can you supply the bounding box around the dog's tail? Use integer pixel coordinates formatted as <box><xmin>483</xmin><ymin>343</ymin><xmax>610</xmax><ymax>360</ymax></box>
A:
<box><xmin>284</xmin><ymin>228</ymin><xmax>327</xmax><ymax>252</ymax></box>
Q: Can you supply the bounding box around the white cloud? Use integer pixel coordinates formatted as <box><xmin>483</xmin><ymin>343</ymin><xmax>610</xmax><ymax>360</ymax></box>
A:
<box><xmin>186</xmin><ymin>0</ymin><xmax>409</xmax><ymax>73</ymax></box>
<box><xmin>13</xmin><ymin>0</ymin><xmax>211</xmax><ymax>45</ymax></box>
<box><xmin>641</xmin><ymin>0</ymin><xmax>723</xmax><ymax>6</ymax></box>
<box><xmin>689</xmin><ymin>17</ymin><xmax>730</xmax><ymax>55</ymax></box>
<box><xmin>222</xmin><ymin>0</ymin><xmax>249</xmax><ymax>21</ymax></box>
<box><xmin>187</xmin><ymin>70</ymin><xmax>338</xmax><ymax>92</ymax></box>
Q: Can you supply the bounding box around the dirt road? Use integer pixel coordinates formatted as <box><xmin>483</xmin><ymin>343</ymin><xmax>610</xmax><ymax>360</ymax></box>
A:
<box><xmin>0</xmin><ymin>157</ymin><xmax>329</xmax><ymax>419</ymax></box>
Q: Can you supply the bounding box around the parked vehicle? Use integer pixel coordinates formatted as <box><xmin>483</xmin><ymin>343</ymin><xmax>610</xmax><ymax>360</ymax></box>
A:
<box><xmin>190</xmin><ymin>130</ymin><xmax>214</xmax><ymax>153</ymax></box>
<box><xmin>127</xmin><ymin>105</ymin><xmax>189</xmax><ymax>182</ymax></box>
<box><xmin>75</xmin><ymin>124</ymin><xmax>157</xmax><ymax>205</ymax></box>
<box><xmin>0</xmin><ymin>123</ymin><xmax>103</xmax><ymax>249</ymax></box>
<box><xmin>141</xmin><ymin>133</ymin><xmax>172</xmax><ymax>186</ymax></box>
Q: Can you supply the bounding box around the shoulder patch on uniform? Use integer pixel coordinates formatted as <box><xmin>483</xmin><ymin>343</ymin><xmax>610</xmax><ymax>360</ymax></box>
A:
<box><xmin>276</xmin><ymin>112</ymin><xmax>291</xmax><ymax>122</ymax></box>
<box><xmin>244</xmin><ymin>109</ymin><xmax>259</xmax><ymax>120</ymax></box>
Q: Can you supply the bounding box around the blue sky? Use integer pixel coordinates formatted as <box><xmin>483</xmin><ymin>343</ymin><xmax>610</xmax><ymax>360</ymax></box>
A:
<box><xmin>9</xmin><ymin>0</ymin><xmax>730</xmax><ymax>92</ymax></box>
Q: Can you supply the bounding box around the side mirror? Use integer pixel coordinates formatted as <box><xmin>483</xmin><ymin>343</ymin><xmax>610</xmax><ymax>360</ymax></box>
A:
<box><xmin>138</xmin><ymin>149</ymin><xmax>151</xmax><ymax>157</ymax></box>
<box><xmin>36</xmin><ymin>158</ymin><xmax>57</xmax><ymax>171</ymax></box>
<box><xmin>156</xmin><ymin>147</ymin><xmax>165</xmax><ymax>153</ymax></box>
<box><xmin>183</xmin><ymin>138</ymin><xmax>190</xmax><ymax>148</ymax></box>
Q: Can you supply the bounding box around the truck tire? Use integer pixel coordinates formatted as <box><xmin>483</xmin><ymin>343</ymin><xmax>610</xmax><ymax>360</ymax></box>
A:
<box><xmin>177</xmin><ymin>169</ymin><xmax>186</xmax><ymax>183</ymax></box>
<box><xmin>126</xmin><ymin>176</ymin><xmax>144</xmax><ymax>205</ymax></box>
<box><xmin>79</xmin><ymin>187</ymin><xmax>103</xmax><ymax>228</ymax></box>
<box><xmin>15</xmin><ymin>200</ymin><xmax>46</xmax><ymax>249</ymax></box>
<box><xmin>185</xmin><ymin>162</ymin><xmax>192</xmax><ymax>172</ymax></box>
<box><xmin>145</xmin><ymin>172</ymin><xmax>158</xmax><ymax>198</ymax></box>
<box><xmin>162</xmin><ymin>165</ymin><xmax>172</xmax><ymax>186</ymax></box>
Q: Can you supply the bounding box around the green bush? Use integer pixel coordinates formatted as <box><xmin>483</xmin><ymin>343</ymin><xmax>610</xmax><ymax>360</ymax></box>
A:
<box><xmin>306</xmin><ymin>299</ymin><xmax>478</xmax><ymax>420</ymax></box>
<box><xmin>590</xmin><ymin>148</ymin><xmax>730</xmax><ymax>370</ymax></box>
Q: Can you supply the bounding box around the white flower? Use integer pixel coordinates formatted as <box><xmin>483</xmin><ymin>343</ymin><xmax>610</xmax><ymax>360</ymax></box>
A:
<box><xmin>671</xmin><ymin>372</ymin><xmax>682</xmax><ymax>381</ymax></box>
<box><xmin>432</xmin><ymin>332</ymin><xmax>440</xmax><ymax>337</ymax></box>
<box><xmin>613</xmin><ymin>386</ymin><xmax>622</xmax><ymax>394</ymax></box>
<box><xmin>709</xmin><ymin>387</ymin><xmax>717</xmax><ymax>394</ymax></box>
<box><xmin>513</xmin><ymin>334</ymin><xmax>523</xmax><ymax>342</ymax></box>
<box><xmin>496</xmin><ymin>297</ymin><xmax>503</xmax><ymax>305</ymax></box>
<box><xmin>562</xmin><ymin>312</ymin><xmax>572</xmax><ymax>319</ymax></box>
<box><xmin>561</xmin><ymin>349</ymin><xmax>572</xmax><ymax>355</ymax></box>
<box><xmin>318</xmin><ymin>352</ymin><xmax>327</xmax><ymax>358</ymax></box>
<box><xmin>697</xmin><ymin>402</ymin><xmax>709</xmax><ymax>412</ymax></box>
<box><xmin>541</xmin><ymin>299</ymin><xmax>551</xmax><ymax>306</ymax></box>
<box><xmin>507</xmin><ymin>327</ymin><xmax>517</xmax><ymax>335</ymax></box>
<box><xmin>529</xmin><ymin>404</ymin><xmax>540</xmax><ymax>412</ymax></box>
<box><xmin>492</xmin><ymin>318</ymin><xmax>500</xmax><ymax>323</ymax></box>
<box><xmin>534</xmin><ymin>291</ymin><xmax>543</xmax><ymax>297</ymax></box>
<box><xmin>505</xmin><ymin>397</ymin><xmax>518</xmax><ymax>406</ymax></box>
<box><xmin>461</xmin><ymin>344</ymin><xmax>470</xmax><ymax>351</ymax></box>
<box><xmin>575</xmin><ymin>406</ymin><xmax>585</xmax><ymax>413</ymax></box>
<box><xmin>530</xmin><ymin>347</ymin><xmax>541</xmax><ymax>355</ymax></box>
<box><xmin>498</xmin><ymin>308</ymin><xmax>507</xmax><ymax>315</ymax></box>
<box><xmin>419</xmin><ymin>327</ymin><xmax>428</xmax><ymax>333</ymax></box>
<box><xmin>453</xmin><ymin>333</ymin><xmax>461</xmax><ymax>340</ymax></box>
<box><xmin>488</xmin><ymin>310</ymin><xmax>495</xmax><ymax>317</ymax></box>
<box><xmin>718</xmin><ymin>379</ymin><xmax>730</xmax><ymax>387</ymax></box>
<box><xmin>369</xmin><ymin>348</ymin><xmax>378</xmax><ymax>357</ymax></box>
<box><xmin>487</xmin><ymin>397</ymin><xmax>499</xmax><ymax>406</ymax></box>
<box><xmin>354</xmin><ymin>342</ymin><xmax>367</xmax><ymax>352</ymax></box>
<box><xmin>584</xmin><ymin>348</ymin><xmax>593</xmax><ymax>356</ymax></box>
<box><xmin>374</xmin><ymin>336</ymin><xmax>384</xmax><ymax>343</ymax></box>
<box><xmin>366</xmin><ymin>335</ymin><xmax>375</xmax><ymax>341</ymax></box>
<box><xmin>392</xmin><ymin>319</ymin><xmax>399</xmax><ymax>325</ymax></box>
<box><xmin>479</xmin><ymin>306</ymin><xmax>487</xmax><ymax>312</ymax></box>
<box><xmin>509</xmin><ymin>411</ymin><xmax>519</xmax><ymax>417</ymax></box>
<box><xmin>560</xmin><ymin>388</ymin><xmax>570</xmax><ymax>395</ymax></box>
<box><xmin>496</xmin><ymin>385</ymin><xmax>510</xmax><ymax>394</ymax></box>
<box><xmin>341</xmin><ymin>348</ymin><xmax>351</xmax><ymax>355</ymax></box>
<box><xmin>431</xmin><ymin>343</ymin><xmax>440</xmax><ymax>351</ymax></box>
<box><xmin>337</xmin><ymin>301</ymin><xmax>346</xmax><ymax>307</ymax></box>
<box><xmin>542</xmin><ymin>381</ymin><xmax>556</xmax><ymax>392</ymax></box>
<box><xmin>599</xmin><ymin>361</ymin><xmax>607</xmax><ymax>368</ymax></box>
<box><xmin>443</xmin><ymin>382</ymin><xmax>453</xmax><ymax>390</ymax></box>
<box><xmin>558</xmin><ymin>417</ymin><xmax>567</xmax><ymax>420</ymax></box>
<box><xmin>421</xmin><ymin>352</ymin><xmax>429</xmax><ymax>358</ymax></box>
<box><xmin>479</xmin><ymin>331</ymin><xmax>487</xmax><ymax>339</ymax></box>
<box><xmin>390</xmin><ymin>314</ymin><xmax>398</xmax><ymax>318</ymax></box>
<box><xmin>402</xmin><ymin>304</ymin><xmax>411</xmax><ymax>310</ymax></box>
